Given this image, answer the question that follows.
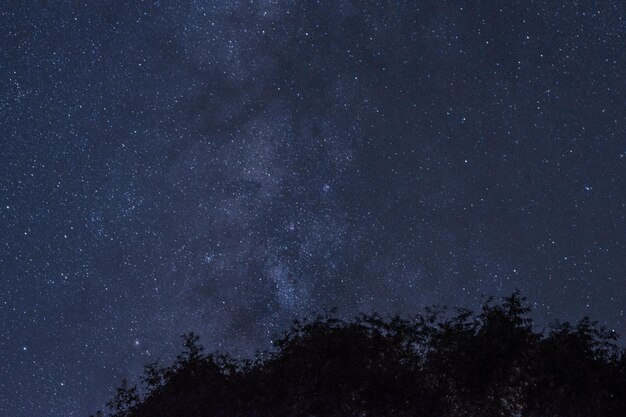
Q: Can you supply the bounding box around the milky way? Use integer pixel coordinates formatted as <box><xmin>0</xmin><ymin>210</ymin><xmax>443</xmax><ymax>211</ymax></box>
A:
<box><xmin>1</xmin><ymin>1</ymin><xmax>625</xmax><ymax>416</ymax></box>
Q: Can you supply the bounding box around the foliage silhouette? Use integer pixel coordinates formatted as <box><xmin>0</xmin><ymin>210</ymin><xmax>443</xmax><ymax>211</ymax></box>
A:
<box><xmin>92</xmin><ymin>292</ymin><xmax>626</xmax><ymax>417</ymax></box>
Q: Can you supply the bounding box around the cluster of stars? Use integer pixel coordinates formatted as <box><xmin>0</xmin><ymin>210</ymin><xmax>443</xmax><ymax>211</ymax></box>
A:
<box><xmin>1</xmin><ymin>1</ymin><xmax>624</xmax><ymax>417</ymax></box>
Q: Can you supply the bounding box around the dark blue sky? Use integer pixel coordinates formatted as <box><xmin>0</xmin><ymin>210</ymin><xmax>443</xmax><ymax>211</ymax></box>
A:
<box><xmin>1</xmin><ymin>1</ymin><xmax>624</xmax><ymax>416</ymax></box>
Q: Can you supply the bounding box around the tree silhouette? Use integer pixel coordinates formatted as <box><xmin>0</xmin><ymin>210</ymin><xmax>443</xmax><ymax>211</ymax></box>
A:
<box><xmin>92</xmin><ymin>292</ymin><xmax>626</xmax><ymax>417</ymax></box>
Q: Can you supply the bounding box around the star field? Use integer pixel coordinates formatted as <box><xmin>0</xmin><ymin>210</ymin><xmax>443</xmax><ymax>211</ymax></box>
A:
<box><xmin>1</xmin><ymin>1</ymin><xmax>625</xmax><ymax>416</ymax></box>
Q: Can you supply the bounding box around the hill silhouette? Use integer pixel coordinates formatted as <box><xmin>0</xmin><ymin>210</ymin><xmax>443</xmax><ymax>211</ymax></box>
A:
<box><xmin>92</xmin><ymin>293</ymin><xmax>626</xmax><ymax>417</ymax></box>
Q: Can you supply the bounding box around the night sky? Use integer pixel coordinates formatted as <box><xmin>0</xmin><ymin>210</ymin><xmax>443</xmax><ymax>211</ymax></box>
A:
<box><xmin>1</xmin><ymin>1</ymin><xmax>625</xmax><ymax>416</ymax></box>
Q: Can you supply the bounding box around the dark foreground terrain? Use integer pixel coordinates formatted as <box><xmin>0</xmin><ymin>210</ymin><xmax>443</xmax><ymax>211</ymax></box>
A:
<box><xmin>93</xmin><ymin>293</ymin><xmax>626</xmax><ymax>417</ymax></box>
